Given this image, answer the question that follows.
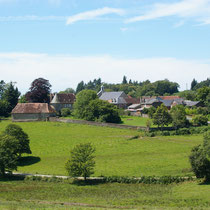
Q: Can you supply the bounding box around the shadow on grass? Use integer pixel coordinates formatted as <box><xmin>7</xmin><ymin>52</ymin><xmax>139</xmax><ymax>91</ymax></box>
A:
<box><xmin>72</xmin><ymin>179</ymin><xmax>105</xmax><ymax>186</ymax></box>
<box><xmin>0</xmin><ymin>175</ymin><xmax>25</xmax><ymax>182</ymax></box>
<box><xmin>198</xmin><ymin>179</ymin><xmax>210</xmax><ymax>185</ymax></box>
<box><xmin>18</xmin><ymin>156</ymin><xmax>41</xmax><ymax>167</ymax></box>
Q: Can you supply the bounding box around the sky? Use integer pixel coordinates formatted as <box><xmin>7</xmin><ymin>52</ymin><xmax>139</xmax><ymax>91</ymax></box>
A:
<box><xmin>0</xmin><ymin>0</ymin><xmax>210</xmax><ymax>94</ymax></box>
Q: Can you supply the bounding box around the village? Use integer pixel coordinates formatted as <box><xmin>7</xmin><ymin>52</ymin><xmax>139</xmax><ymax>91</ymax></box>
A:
<box><xmin>1</xmin><ymin>0</ymin><xmax>210</xmax><ymax>208</ymax></box>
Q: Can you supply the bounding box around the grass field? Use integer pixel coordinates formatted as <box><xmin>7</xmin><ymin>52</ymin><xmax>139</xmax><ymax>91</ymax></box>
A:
<box><xmin>0</xmin><ymin>179</ymin><xmax>209</xmax><ymax>209</ymax></box>
<box><xmin>0</xmin><ymin>120</ymin><xmax>203</xmax><ymax>177</ymax></box>
<box><xmin>121</xmin><ymin>115</ymin><xmax>149</xmax><ymax>126</ymax></box>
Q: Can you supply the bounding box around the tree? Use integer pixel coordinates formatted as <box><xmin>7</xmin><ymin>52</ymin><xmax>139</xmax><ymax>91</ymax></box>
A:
<box><xmin>61</xmin><ymin>108</ymin><xmax>71</xmax><ymax>117</ymax></box>
<box><xmin>0</xmin><ymin>100</ymin><xmax>9</xmax><ymax>117</ymax></box>
<box><xmin>196</xmin><ymin>86</ymin><xmax>210</xmax><ymax>104</ymax></box>
<box><xmin>59</xmin><ymin>88</ymin><xmax>75</xmax><ymax>94</ymax></box>
<box><xmin>84</xmin><ymin>99</ymin><xmax>122</xmax><ymax>123</ymax></box>
<box><xmin>65</xmin><ymin>143</ymin><xmax>95</xmax><ymax>180</ymax></box>
<box><xmin>192</xmin><ymin>115</ymin><xmax>208</xmax><ymax>126</ymax></box>
<box><xmin>3</xmin><ymin>124</ymin><xmax>31</xmax><ymax>158</ymax></box>
<box><xmin>73</xmin><ymin>89</ymin><xmax>97</xmax><ymax>119</ymax></box>
<box><xmin>25</xmin><ymin>78</ymin><xmax>51</xmax><ymax>103</ymax></box>
<box><xmin>189</xmin><ymin>131</ymin><xmax>210</xmax><ymax>181</ymax></box>
<box><xmin>0</xmin><ymin>80</ymin><xmax>6</xmax><ymax>99</ymax></box>
<box><xmin>2</xmin><ymin>82</ymin><xmax>20</xmax><ymax>113</ymax></box>
<box><xmin>122</xmin><ymin>76</ymin><xmax>127</xmax><ymax>84</ymax></box>
<box><xmin>18</xmin><ymin>95</ymin><xmax>27</xmax><ymax>103</ymax></box>
<box><xmin>191</xmin><ymin>78</ymin><xmax>197</xmax><ymax>90</ymax></box>
<box><xmin>76</xmin><ymin>81</ymin><xmax>85</xmax><ymax>94</ymax></box>
<box><xmin>153</xmin><ymin>104</ymin><xmax>172</xmax><ymax>130</ymax></box>
<box><xmin>0</xmin><ymin>135</ymin><xmax>19</xmax><ymax>176</ymax></box>
<box><xmin>170</xmin><ymin>105</ymin><xmax>188</xmax><ymax>129</ymax></box>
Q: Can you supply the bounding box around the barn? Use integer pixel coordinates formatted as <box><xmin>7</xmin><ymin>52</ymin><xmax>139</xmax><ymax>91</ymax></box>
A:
<box><xmin>11</xmin><ymin>103</ymin><xmax>56</xmax><ymax>122</ymax></box>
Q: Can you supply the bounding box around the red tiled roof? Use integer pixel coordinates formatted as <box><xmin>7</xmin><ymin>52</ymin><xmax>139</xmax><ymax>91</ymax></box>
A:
<box><xmin>125</xmin><ymin>96</ymin><xmax>140</xmax><ymax>104</ymax></box>
<box><xmin>159</xmin><ymin>96</ymin><xmax>181</xmax><ymax>100</ymax></box>
<box><xmin>12</xmin><ymin>103</ymin><xmax>56</xmax><ymax>114</ymax></box>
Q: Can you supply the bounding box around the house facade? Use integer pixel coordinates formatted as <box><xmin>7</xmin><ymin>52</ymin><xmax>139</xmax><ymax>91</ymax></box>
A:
<box><xmin>50</xmin><ymin>93</ymin><xmax>76</xmax><ymax>112</ymax></box>
<box><xmin>97</xmin><ymin>86</ymin><xmax>137</xmax><ymax>109</ymax></box>
<box><xmin>12</xmin><ymin>103</ymin><xmax>56</xmax><ymax>122</ymax></box>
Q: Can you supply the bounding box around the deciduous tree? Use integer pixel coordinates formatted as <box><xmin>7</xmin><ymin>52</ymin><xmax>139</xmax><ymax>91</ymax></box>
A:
<box><xmin>4</xmin><ymin>124</ymin><xmax>31</xmax><ymax>158</ymax></box>
<box><xmin>0</xmin><ymin>135</ymin><xmax>18</xmax><ymax>176</ymax></box>
<box><xmin>153</xmin><ymin>104</ymin><xmax>172</xmax><ymax>130</ymax></box>
<box><xmin>65</xmin><ymin>143</ymin><xmax>95</xmax><ymax>180</ymax></box>
<box><xmin>25</xmin><ymin>78</ymin><xmax>51</xmax><ymax>103</ymax></box>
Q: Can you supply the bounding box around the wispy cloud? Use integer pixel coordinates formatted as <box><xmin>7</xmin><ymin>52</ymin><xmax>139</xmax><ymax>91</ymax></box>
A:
<box><xmin>125</xmin><ymin>0</ymin><xmax>210</xmax><ymax>25</ymax></box>
<box><xmin>0</xmin><ymin>15</ymin><xmax>66</xmax><ymax>22</ymax></box>
<box><xmin>66</xmin><ymin>7</ymin><xmax>125</xmax><ymax>25</ymax></box>
<box><xmin>0</xmin><ymin>52</ymin><xmax>210</xmax><ymax>93</ymax></box>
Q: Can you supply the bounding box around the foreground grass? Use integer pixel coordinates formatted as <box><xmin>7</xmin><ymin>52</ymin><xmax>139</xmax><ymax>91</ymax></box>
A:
<box><xmin>0</xmin><ymin>120</ymin><xmax>203</xmax><ymax>177</ymax></box>
<box><xmin>0</xmin><ymin>179</ymin><xmax>209</xmax><ymax>209</ymax></box>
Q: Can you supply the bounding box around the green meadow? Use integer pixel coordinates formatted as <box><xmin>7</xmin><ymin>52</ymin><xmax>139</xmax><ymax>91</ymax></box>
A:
<box><xmin>0</xmin><ymin>120</ymin><xmax>203</xmax><ymax>177</ymax></box>
<box><xmin>0</xmin><ymin>179</ymin><xmax>209</xmax><ymax>209</ymax></box>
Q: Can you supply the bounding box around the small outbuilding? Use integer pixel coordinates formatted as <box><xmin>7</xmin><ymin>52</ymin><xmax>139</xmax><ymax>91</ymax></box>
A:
<box><xmin>50</xmin><ymin>93</ymin><xmax>76</xmax><ymax>112</ymax></box>
<box><xmin>12</xmin><ymin>103</ymin><xmax>56</xmax><ymax>122</ymax></box>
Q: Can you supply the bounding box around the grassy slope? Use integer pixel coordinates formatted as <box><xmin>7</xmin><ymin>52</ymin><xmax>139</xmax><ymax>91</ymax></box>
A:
<box><xmin>0</xmin><ymin>120</ymin><xmax>202</xmax><ymax>177</ymax></box>
<box><xmin>121</xmin><ymin>115</ymin><xmax>149</xmax><ymax>126</ymax></box>
<box><xmin>0</xmin><ymin>180</ymin><xmax>209</xmax><ymax>209</ymax></box>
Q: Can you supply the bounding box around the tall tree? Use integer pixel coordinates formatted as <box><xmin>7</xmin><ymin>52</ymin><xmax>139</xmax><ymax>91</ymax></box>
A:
<box><xmin>0</xmin><ymin>80</ymin><xmax>6</xmax><ymax>99</ymax></box>
<box><xmin>25</xmin><ymin>78</ymin><xmax>51</xmax><ymax>103</ymax></box>
<box><xmin>191</xmin><ymin>78</ymin><xmax>197</xmax><ymax>90</ymax></box>
<box><xmin>2</xmin><ymin>82</ymin><xmax>20</xmax><ymax>113</ymax></box>
<box><xmin>76</xmin><ymin>81</ymin><xmax>85</xmax><ymax>93</ymax></box>
<box><xmin>122</xmin><ymin>76</ymin><xmax>128</xmax><ymax>84</ymax></box>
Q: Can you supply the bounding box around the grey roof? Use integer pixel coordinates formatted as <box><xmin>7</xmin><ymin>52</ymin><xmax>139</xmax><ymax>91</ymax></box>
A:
<box><xmin>128</xmin><ymin>104</ymin><xmax>141</xmax><ymax>109</ymax></box>
<box><xmin>143</xmin><ymin>98</ymin><xmax>162</xmax><ymax>105</ymax></box>
<box><xmin>184</xmin><ymin>100</ymin><xmax>201</xmax><ymax>107</ymax></box>
<box><xmin>99</xmin><ymin>91</ymin><xmax>127</xmax><ymax>104</ymax></box>
<box><xmin>161</xmin><ymin>100</ymin><xmax>173</xmax><ymax>107</ymax></box>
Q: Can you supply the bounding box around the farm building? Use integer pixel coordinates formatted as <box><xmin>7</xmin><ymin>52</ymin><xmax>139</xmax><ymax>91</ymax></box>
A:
<box><xmin>97</xmin><ymin>85</ymin><xmax>138</xmax><ymax>109</ymax></box>
<box><xmin>50</xmin><ymin>93</ymin><xmax>76</xmax><ymax>112</ymax></box>
<box><xmin>11</xmin><ymin>103</ymin><xmax>56</xmax><ymax>122</ymax></box>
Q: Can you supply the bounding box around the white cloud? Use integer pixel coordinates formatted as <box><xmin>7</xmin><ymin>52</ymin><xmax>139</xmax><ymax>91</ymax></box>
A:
<box><xmin>0</xmin><ymin>52</ymin><xmax>210</xmax><ymax>94</ymax></box>
<box><xmin>66</xmin><ymin>7</ymin><xmax>125</xmax><ymax>25</ymax></box>
<box><xmin>120</xmin><ymin>27</ymin><xmax>128</xmax><ymax>32</ymax></box>
<box><xmin>0</xmin><ymin>15</ymin><xmax>66</xmax><ymax>22</ymax></box>
<box><xmin>126</xmin><ymin>0</ymin><xmax>210</xmax><ymax>25</ymax></box>
<box><xmin>48</xmin><ymin>0</ymin><xmax>61</xmax><ymax>5</ymax></box>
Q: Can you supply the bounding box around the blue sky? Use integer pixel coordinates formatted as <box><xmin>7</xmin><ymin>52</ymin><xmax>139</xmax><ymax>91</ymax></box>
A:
<box><xmin>0</xmin><ymin>0</ymin><xmax>210</xmax><ymax>93</ymax></box>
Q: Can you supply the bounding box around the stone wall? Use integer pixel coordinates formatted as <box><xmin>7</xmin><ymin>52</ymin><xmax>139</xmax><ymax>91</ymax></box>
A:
<box><xmin>51</xmin><ymin>118</ymin><xmax>148</xmax><ymax>131</ymax></box>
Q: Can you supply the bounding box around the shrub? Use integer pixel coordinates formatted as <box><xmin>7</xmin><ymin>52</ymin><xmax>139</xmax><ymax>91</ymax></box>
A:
<box><xmin>189</xmin><ymin>131</ymin><xmax>210</xmax><ymax>181</ymax></box>
<box><xmin>192</xmin><ymin>115</ymin><xmax>208</xmax><ymax>126</ymax></box>
<box><xmin>61</xmin><ymin>108</ymin><xmax>71</xmax><ymax>117</ymax></box>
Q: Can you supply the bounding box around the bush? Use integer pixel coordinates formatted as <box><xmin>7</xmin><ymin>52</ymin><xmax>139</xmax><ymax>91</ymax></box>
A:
<box><xmin>176</xmin><ymin>128</ymin><xmax>191</xmax><ymax>135</ymax></box>
<box><xmin>192</xmin><ymin>115</ymin><xmax>208</xmax><ymax>126</ymax></box>
<box><xmin>61</xmin><ymin>108</ymin><xmax>71</xmax><ymax>117</ymax></box>
<box><xmin>85</xmin><ymin>99</ymin><xmax>122</xmax><ymax>123</ymax></box>
<box><xmin>189</xmin><ymin>131</ymin><xmax>210</xmax><ymax>181</ymax></box>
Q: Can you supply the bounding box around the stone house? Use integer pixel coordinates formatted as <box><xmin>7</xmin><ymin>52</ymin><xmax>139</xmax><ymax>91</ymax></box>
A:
<box><xmin>97</xmin><ymin>85</ymin><xmax>138</xmax><ymax>109</ymax></box>
<box><xmin>50</xmin><ymin>93</ymin><xmax>76</xmax><ymax>112</ymax></box>
<box><xmin>11</xmin><ymin>103</ymin><xmax>56</xmax><ymax>122</ymax></box>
